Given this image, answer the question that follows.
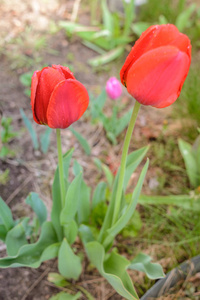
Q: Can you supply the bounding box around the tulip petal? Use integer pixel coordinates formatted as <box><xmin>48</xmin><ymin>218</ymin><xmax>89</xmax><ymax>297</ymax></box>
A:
<box><xmin>126</xmin><ymin>46</ymin><xmax>190</xmax><ymax>108</ymax></box>
<box><xmin>30</xmin><ymin>70</ymin><xmax>42</xmax><ymax>124</ymax></box>
<box><xmin>52</xmin><ymin>65</ymin><xmax>75</xmax><ymax>80</ymax></box>
<box><xmin>47</xmin><ymin>79</ymin><xmax>89</xmax><ymax>129</ymax></box>
<box><xmin>34</xmin><ymin>67</ymin><xmax>66</xmax><ymax>124</ymax></box>
<box><xmin>120</xmin><ymin>24</ymin><xmax>191</xmax><ymax>86</ymax></box>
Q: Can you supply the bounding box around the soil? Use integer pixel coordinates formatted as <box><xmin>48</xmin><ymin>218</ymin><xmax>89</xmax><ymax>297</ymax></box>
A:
<box><xmin>0</xmin><ymin>0</ymin><xmax>197</xmax><ymax>299</ymax></box>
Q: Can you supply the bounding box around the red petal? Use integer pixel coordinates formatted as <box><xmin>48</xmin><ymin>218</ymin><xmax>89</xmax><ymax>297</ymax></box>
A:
<box><xmin>34</xmin><ymin>67</ymin><xmax>65</xmax><ymax>124</ymax></box>
<box><xmin>120</xmin><ymin>24</ymin><xmax>191</xmax><ymax>86</ymax></box>
<box><xmin>52</xmin><ymin>65</ymin><xmax>75</xmax><ymax>80</ymax></box>
<box><xmin>126</xmin><ymin>46</ymin><xmax>190</xmax><ymax>108</ymax></box>
<box><xmin>47</xmin><ymin>79</ymin><xmax>89</xmax><ymax>129</ymax></box>
<box><xmin>30</xmin><ymin>70</ymin><xmax>41</xmax><ymax>124</ymax></box>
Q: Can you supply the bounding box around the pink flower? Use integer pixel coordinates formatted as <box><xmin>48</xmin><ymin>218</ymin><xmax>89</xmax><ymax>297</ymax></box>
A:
<box><xmin>106</xmin><ymin>77</ymin><xmax>122</xmax><ymax>100</ymax></box>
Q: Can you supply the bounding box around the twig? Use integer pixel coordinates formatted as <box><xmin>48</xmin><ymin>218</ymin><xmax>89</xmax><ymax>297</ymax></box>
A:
<box><xmin>21</xmin><ymin>267</ymin><xmax>50</xmax><ymax>300</ymax></box>
<box><xmin>6</xmin><ymin>175</ymin><xmax>32</xmax><ymax>204</ymax></box>
<box><xmin>71</xmin><ymin>0</ymin><xmax>81</xmax><ymax>22</ymax></box>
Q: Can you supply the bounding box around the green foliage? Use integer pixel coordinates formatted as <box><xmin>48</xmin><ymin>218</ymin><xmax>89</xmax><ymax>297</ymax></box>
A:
<box><xmin>58</xmin><ymin>238</ymin><xmax>82</xmax><ymax>280</ymax></box>
<box><xmin>89</xmin><ymin>89</ymin><xmax>132</xmax><ymax>144</ymax></box>
<box><xmin>59</xmin><ymin>0</ymin><xmax>136</xmax><ymax>66</ymax></box>
<box><xmin>69</xmin><ymin>127</ymin><xmax>91</xmax><ymax>155</ymax></box>
<box><xmin>129</xmin><ymin>253</ymin><xmax>165</xmax><ymax>280</ymax></box>
<box><xmin>85</xmin><ymin>242</ymin><xmax>139</xmax><ymax>300</ymax></box>
<box><xmin>0</xmin><ymin>117</ymin><xmax>18</xmax><ymax>158</ymax></box>
<box><xmin>178</xmin><ymin>136</ymin><xmax>200</xmax><ymax>188</ymax></box>
<box><xmin>19</xmin><ymin>71</ymin><xmax>33</xmax><ymax>97</ymax></box>
<box><xmin>20</xmin><ymin>108</ymin><xmax>52</xmax><ymax>153</ymax></box>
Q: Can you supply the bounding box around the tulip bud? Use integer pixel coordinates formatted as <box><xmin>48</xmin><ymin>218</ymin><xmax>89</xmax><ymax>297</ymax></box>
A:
<box><xmin>31</xmin><ymin>65</ymin><xmax>89</xmax><ymax>129</ymax></box>
<box><xmin>120</xmin><ymin>24</ymin><xmax>191</xmax><ymax>108</ymax></box>
<box><xmin>106</xmin><ymin>77</ymin><xmax>122</xmax><ymax>100</ymax></box>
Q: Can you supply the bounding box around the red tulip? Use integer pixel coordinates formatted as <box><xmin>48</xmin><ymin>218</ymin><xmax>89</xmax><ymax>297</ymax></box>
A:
<box><xmin>31</xmin><ymin>65</ymin><xmax>89</xmax><ymax>128</ymax></box>
<box><xmin>120</xmin><ymin>24</ymin><xmax>191</xmax><ymax>108</ymax></box>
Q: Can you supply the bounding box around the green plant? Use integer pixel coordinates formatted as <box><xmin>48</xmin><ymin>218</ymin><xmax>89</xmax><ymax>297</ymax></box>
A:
<box><xmin>59</xmin><ymin>0</ymin><xmax>136</xmax><ymax>66</ymax></box>
<box><xmin>89</xmin><ymin>89</ymin><xmax>132</xmax><ymax>144</ymax></box>
<box><xmin>178</xmin><ymin>135</ymin><xmax>200</xmax><ymax>188</ymax></box>
<box><xmin>0</xmin><ymin>117</ymin><xmax>19</xmax><ymax>158</ymax></box>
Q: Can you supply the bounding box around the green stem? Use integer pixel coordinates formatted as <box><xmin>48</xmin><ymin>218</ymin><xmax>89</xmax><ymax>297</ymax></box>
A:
<box><xmin>112</xmin><ymin>101</ymin><xmax>141</xmax><ymax>225</ymax></box>
<box><xmin>56</xmin><ymin>129</ymin><xmax>66</xmax><ymax>208</ymax></box>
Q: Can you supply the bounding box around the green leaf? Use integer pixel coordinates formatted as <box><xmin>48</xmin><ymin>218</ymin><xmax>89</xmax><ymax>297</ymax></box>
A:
<box><xmin>79</xmin><ymin>224</ymin><xmax>94</xmax><ymax>244</ymax></box>
<box><xmin>77</xmin><ymin>179</ymin><xmax>91</xmax><ymax>224</ymax></box>
<box><xmin>51</xmin><ymin>149</ymin><xmax>74</xmax><ymax>241</ymax></box>
<box><xmin>0</xmin><ymin>197</ymin><xmax>14</xmax><ymax>231</ymax></box>
<box><xmin>0</xmin><ymin>221</ymin><xmax>58</xmax><ymax>268</ymax></box>
<box><xmin>123</xmin><ymin>0</ymin><xmax>135</xmax><ymax>37</ymax></box>
<box><xmin>20</xmin><ymin>108</ymin><xmax>39</xmax><ymax>150</ymax></box>
<box><xmin>63</xmin><ymin>220</ymin><xmax>78</xmax><ymax>245</ymax></box>
<box><xmin>103</xmin><ymin>159</ymin><xmax>149</xmax><ymax>248</ymax></box>
<box><xmin>131</xmin><ymin>22</ymin><xmax>151</xmax><ymax>36</ymax></box>
<box><xmin>25</xmin><ymin>192</ymin><xmax>47</xmax><ymax>226</ymax></box>
<box><xmin>90</xmin><ymin>89</ymin><xmax>107</xmax><ymax>121</ymax></box>
<box><xmin>60</xmin><ymin>173</ymin><xmax>82</xmax><ymax>224</ymax></box>
<box><xmin>175</xmin><ymin>4</ymin><xmax>196</xmax><ymax>31</ymax></box>
<box><xmin>115</xmin><ymin>110</ymin><xmax>132</xmax><ymax>136</ymax></box>
<box><xmin>101</xmin><ymin>0</ymin><xmax>114</xmax><ymax>34</ymax></box>
<box><xmin>19</xmin><ymin>72</ymin><xmax>33</xmax><ymax>87</ymax></box>
<box><xmin>58</xmin><ymin>238</ymin><xmax>82</xmax><ymax>280</ymax></box>
<box><xmin>85</xmin><ymin>242</ymin><xmax>139</xmax><ymax>300</ymax></box>
<box><xmin>48</xmin><ymin>272</ymin><xmax>69</xmax><ymax>287</ymax></box>
<box><xmin>0</xmin><ymin>224</ymin><xmax>7</xmax><ymax>241</ymax></box>
<box><xmin>5</xmin><ymin>219</ymin><xmax>29</xmax><ymax>256</ymax></box>
<box><xmin>88</xmin><ymin>46</ymin><xmax>124</xmax><ymax>67</ymax></box>
<box><xmin>98</xmin><ymin>146</ymin><xmax>149</xmax><ymax>242</ymax></box>
<box><xmin>178</xmin><ymin>138</ymin><xmax>199</xmax><ymax>187</ymax></box>
<box><xmin>73</xmin><ymin>160</ymin><xmax>83</xmax><ymax>176</ymax></box>
<box><xmin>40</xmin><ymin>127</ymin><xmax>52</xmax><ymax>154</ymax></box>
<box><xmin>69</xmin><ymin>127</ymin><xmax>91</xmax><ymax>155</ymax></box>
<box><xmin>92</xmin><ymin>182</ymin><xmax>107</xmax><ymax>210</ymax></box>
<box><xmin>129</xmin><ymin>253</ymin><xmax>165</xmax><ymax>280</ymax></box>
<box><xmin>50</xmin><ymin>291</ymin><xmax>81</xmax><ymax>300</ymax></box>
<box><xmin>102</xmin><ymin>164</ymin><xmax>114</xmax><ymax>188</ymax></box>
<box><xmin>138</xmin><ymin>194</ymin><xmax>200</xmax><ymax>211</ymax></box>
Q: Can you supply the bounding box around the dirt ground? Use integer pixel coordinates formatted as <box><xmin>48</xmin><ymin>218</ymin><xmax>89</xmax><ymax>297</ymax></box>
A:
<box><xmin>0</xmin><ymin>0</ymin><xmax>191</xmax><ymax>299</ymax></box>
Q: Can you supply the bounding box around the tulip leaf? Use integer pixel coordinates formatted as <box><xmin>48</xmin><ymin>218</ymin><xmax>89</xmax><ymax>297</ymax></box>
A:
<box><xmin>51</xmin><ymin>149</ymin><xmax>74</xmax><ymax>241</ymax></box>
<box><xmin>77</xmin><ymin>179</ymin><xmax>91</xmax><ymax>224</ymax></box>
<box><xmin>63</xmin><ymin>220</ymin><xmax>78</xmax><ymax>245</ymax></box>
<box><xmin>175</xmin><ymin>4</ymin><xmax>196</xmax><ymax>32</ymax></box>
<box><xmin>103</xmin><ymin>159</ymin><xmax>149</xmax><ymax>248</ymax></box>
<box><xmin>73</xmin><ymin>160</ymin><xmax>83</xmax><ymax>176</ymax></box>
<box><xmin>85</xmin><ymin>241</ymin><xmax>139</xmax><ymax>300</ymax></box>
<box><xmin>90</xmin><ymin>89</ymin><xmax>106</xmax><ymax>121</ymax></box>
<box><xmin>60</xmin><ymin>173</ymin><xmax>82</xmax><ymax>224</ymax></box>
<box><xmin>40</xmin><ymin>127</ymin><xmax>52</xmax><ymax>154</ymax></box>
<box><xmin>58</xmin><ymin>238</ymin><xmax>82</xmax><ymax>280</ymax></box>
<box><xmin>50</xmin><ymin>291</ymin><xmax>82</xmax><ymax>300</ymax></box>
<box><xmin>0</xmin><ymin>197</ymin><xmax>14</xmax><ymax>232</ymax></box>
<box><xmin>139</xmin><ymin>194</ymin><xmax>200</xmax><ymax>210</ymax></box>
<box><xmin>20</xmin><ymin>108</ymin><xmax>39</xmax><ymax>150</ymax></box>
<box><xmin>115</xmin><ymin>109</ymin><xmax>132</xmax><ymax>136</ymax></box>
<box><xmin>79</xmin><ymin>224</ymin><xmax>94</xmax><ymax>245</ymax></box>
<box><xmin>98</xmin><ymin>146</ymin><xmax>149</xmax><ymax>242</ymax></box>
<box><xmin>88</xmin><ymin>46</ymin><xmax>124</xmax><ymax>67</ymax></box>
<box><xmin>101</xmin><ymin>0</ymin><xmax>114</xmax><ymax>34</ymax></box>
<box><xmin>178</xmin><ymin>138</ymin><xmax>199</xmax><ymax>188</ymax></box>
<box><xmin>5</xmin><ymin>218</ymin><xmax>29</xmax><ymax>256</ymax></box>
<box><xmin>25</xmin><ymin>192</ymin><xmax>47</xmax><ymax>226</ymax></box>
<box><xmin>69</xmin><ymin>127</ymin><xmax>91</xmax><ymax>155</ymax></box>
<box><xmin>0</xmin><ymin>224</ymin><xmax>7</xmax><ymax>241</ymax></box>
<box><xmin>0</xmin><ymin>221</ymin><xmax>58</xmax><ymax>268</ymax></box>
<box><xmin>92</xmin><ymin>182</ymin><xmax>107</xmax><ymax>210</ymax></box>
<box><xmin>129</xmin><ymin>253</ymin><xmax>165</xmax><ymax>280</ymax></box>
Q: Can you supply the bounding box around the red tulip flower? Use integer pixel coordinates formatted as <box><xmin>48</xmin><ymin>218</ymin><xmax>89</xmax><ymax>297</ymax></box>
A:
<box><xmin>120</xmin><ymin>24</ymin><xmax>191</xmax><ymax>108</ymax></box>
<box><xmin>31</xmin><ymin>65</ymin><xmax>89</xmax><ymax>128</ymax></box>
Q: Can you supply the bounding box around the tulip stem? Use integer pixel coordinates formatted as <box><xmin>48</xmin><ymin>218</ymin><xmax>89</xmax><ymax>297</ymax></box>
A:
<box><xmin>112</xmin><ymin>101</ymin><xmax>141</xmax><ymax>225</ymax></box>
<box><xmin>56</xmin><ymin>129</ymin><xmax>66</xmax><ymax>208</ymax></box>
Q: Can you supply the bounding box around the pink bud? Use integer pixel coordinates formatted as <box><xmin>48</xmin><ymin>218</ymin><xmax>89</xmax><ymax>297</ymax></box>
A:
<box><xmin>106</xmin><ymin>77</ymin><xmax>122</xmax><ymax>100</ymax></box>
